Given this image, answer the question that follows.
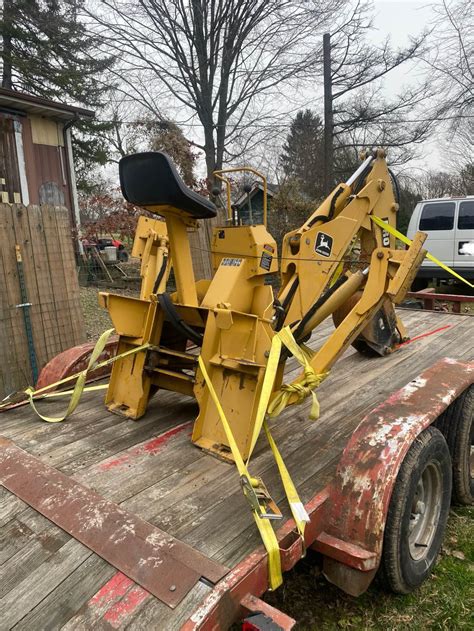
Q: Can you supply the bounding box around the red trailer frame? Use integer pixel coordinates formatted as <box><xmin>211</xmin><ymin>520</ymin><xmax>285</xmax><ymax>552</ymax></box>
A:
<box><xmin>406</xmin><ymin>287</ymin><xmax>474</xmax><ymax>314</ymax></box>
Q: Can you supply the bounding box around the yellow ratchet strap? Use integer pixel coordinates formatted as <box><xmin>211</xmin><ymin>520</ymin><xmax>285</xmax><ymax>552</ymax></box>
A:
<box><xmin>40</xmin><ymin>384</ymin><xmax>109</xmax><ymax>398</ymax></box>
<box><xmin>11</xmin><ymin>330</ymin><xmax>150</xmax><ymax>423</ymax></box>
<box><xmin>262</xmin><ymin>418</ymin><xmax>310</xmax><ymax>541</ymax></box>
<box><xmin>197</xmin><ymin>355</ymin><xmax>283</xmax><ymax>590</ymax></box>
<box><xmin>246</xmin><ymin>328</ymin><xmax>310</xmax><ymax>544</ymax></box>
<box><xmin>199</xmin><ymin>326</ymin><xmax>319</xmax><ymax>589</ymax></box>
<box><xmin>371</xmin><ymin>215</ymin><xmax>474</xmax><ymax>289</ymax></box>
<box><xmin>267</xmin><ymin>327</ymin><xmax>328</xmax><ymax>420</ymax></box>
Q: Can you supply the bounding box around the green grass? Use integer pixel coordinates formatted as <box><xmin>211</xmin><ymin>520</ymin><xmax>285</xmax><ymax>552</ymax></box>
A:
<box><xmin>265</xmin><ymin>507</ymin><xmax>473</xmax><ymax>630</ymax></box>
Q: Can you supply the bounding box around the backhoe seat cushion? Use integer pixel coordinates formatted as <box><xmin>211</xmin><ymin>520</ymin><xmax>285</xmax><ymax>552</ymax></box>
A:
<box><xmin>119</xmin><ymin>152</ymin><xmax>217</xmax><ymax>219</ymax></box>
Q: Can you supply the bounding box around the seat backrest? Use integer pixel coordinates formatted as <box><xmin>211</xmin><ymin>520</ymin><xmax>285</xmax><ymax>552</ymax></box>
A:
<box><xmin>119</xmin><ymin>152</ymin><xmax>217</xmax><ymax>219</ymax></box>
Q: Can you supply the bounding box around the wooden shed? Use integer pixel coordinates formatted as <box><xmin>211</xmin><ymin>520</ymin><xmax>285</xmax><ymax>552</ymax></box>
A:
<box><xmin>0</xmin><ymin>87</ymin><xmax>94</xmax><ymax>246</ymax></box>
<box><xmin>234</xmin><ymin>182</ymin><xmax>276</xmax><ymax>225</ymax></box>
<box><xmin>0</xmin><ymin>89</ymin><xmax>91</xmax><ymax>398</ymax></box>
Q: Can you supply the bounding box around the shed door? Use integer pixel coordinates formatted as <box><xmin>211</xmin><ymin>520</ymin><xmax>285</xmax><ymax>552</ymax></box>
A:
<box><xmin>0</xmin><ymin>117</ymin><xmax>21</xmax><ymax>202</ymax></box>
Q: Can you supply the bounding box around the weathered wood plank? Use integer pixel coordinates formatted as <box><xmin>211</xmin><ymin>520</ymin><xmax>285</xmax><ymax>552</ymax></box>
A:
<box><xmin>124</xmin><ymin>581</ymin><xmax>211</xmax><ymax>631</ymax></box>
<box><xmin>0</xmin><ymin>539</ymin><xmax>91</xmax><ymax>629</ymax></box>
<box><xmin>0</xmin><ymin>203</ymin><xmax>31</xmax><ymax>389</ymax></box>
<box><xmin>24</xmin><ymin>204</ymin><xmax>63</xmax><ymax>364</ymax></box>
<box><xmin>10</xmin><ymin>203</ymin><xmax>48</xmax><ymax>372</ymax></box>
<box><xmin>0</xmin><ymin>488</ymin><xmax>27</xmax><ymax>528</ymax></box>
<box><xmin>53</xmin><ymin>207</ymin><xmax>85</xmax><ymax>345</ymax></box>
<box><xmin>0</xmin><ymin>529</ymin><xmax>71</xmax><ymax>599</ymax></box>
<box><xmin>0</xmin><ymin>517</ymin><xmax>36</xmax><ymax>566</ymax></box>
<box><xmin>39</xmin><ymin>205</ymin><xmax>71</xmax><ymax>351</ymax></box>
<box><xmin>13</xmin><ymin>555</ymin><xmax>115</xmax><ymax>631</ymax></box>
<box><xmin>60</xmin><ymin>570</ymin><xmax>137</xmax><ymax>631</ymax></box>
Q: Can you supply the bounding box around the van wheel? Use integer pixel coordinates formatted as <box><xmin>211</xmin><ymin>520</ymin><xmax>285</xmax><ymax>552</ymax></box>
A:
<box><xmin>435</xmin><ymin>386</ymin><xmax>474</xmax><ymax>505</ymax></box>
<box><xmin>379</xmin><ymin>427</ymin><xmax>452</xmax><ymax>594</ymax></box>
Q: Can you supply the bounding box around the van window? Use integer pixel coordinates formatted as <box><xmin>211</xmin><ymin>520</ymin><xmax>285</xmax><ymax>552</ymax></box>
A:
<box><xmin>419</xmin><ymin>202</ymin><xmax>455</xmax><ymax>231</ymax></box>
<box><xmin>458</xmin><ymin>200</ymin><xmax>474</xmax><ymax>230</ymax></box>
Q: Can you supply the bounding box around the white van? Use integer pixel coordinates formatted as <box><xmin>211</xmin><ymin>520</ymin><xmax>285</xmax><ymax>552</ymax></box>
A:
<box><xmin>407</xmin><ymin>196</ymin><xmax>474</xmax><ymax>287</ymax></box>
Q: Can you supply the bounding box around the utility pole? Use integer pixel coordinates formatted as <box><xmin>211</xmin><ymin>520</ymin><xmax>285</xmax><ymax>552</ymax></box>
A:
<box><xmin>323</xmin><ymin>32</ymin><xmax>334</xmax><ymax>195</ymax></box>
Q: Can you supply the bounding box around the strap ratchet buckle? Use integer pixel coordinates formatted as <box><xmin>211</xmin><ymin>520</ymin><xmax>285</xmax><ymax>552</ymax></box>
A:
<box><xmin>240</xmin><ymin>475</ymin><xmax>282</xmax><ymax>520</ymax></box>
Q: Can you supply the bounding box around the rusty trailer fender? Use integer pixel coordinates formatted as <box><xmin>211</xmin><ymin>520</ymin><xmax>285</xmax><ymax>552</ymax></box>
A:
<box><xmin>312</xmin><ymin>357</ymin><xmax>474</xmax><ymax>596</ymax></box>
<box><xmin>35</xmin><ymin>337</ymin><xmax>119</xmax><ymax>390</ymax></box>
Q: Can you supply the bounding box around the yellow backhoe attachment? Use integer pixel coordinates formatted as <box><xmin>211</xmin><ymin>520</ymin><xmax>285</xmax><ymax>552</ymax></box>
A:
<box><xmin>100</xmin><ymin>148</ymin><xmax>427</xmax><ymax>462</ymax></box>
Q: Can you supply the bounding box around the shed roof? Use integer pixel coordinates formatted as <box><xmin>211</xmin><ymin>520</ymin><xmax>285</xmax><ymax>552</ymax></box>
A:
<box><xmin>235</xmin><ymin>181</ymin><xmax>277</xmax><ymax>208</ymax></box>
<box><xmin>0</xmin><ymin>88</ymin><xmax>95</xmax><ymax>121</ymax></box>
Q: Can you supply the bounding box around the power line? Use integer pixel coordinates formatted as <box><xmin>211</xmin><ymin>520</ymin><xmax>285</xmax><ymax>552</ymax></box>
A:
<box><xmin>95</xmin><ymin>114</ymin><xmax>472</xmax><ymax>129</ymax></box>
<box><xmin>188</xmin><ymin>243</ymin><xmax>369</xmax><ymax>265</ymax></box>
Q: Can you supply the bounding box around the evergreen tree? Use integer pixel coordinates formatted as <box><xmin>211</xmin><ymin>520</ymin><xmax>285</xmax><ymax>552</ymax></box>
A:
<box><xmin>0</xmin><ymin>0</ymin><xmax>115</xmax><ymax>191</ymax></box>
<box><xmin>0</xmin><ymin>0</ymin><xmax>113</xmax><ymax>102</ymax></box>
<box><xmin>280</xmin><ymin>110</ymin><xmax>325</xmax><ymax>200</ymax></box>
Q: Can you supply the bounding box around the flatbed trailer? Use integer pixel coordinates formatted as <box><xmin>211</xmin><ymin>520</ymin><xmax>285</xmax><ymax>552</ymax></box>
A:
<box><xmin>0</xmin><ymin>309</ymin><xmax>472</xmax><ymax>630</ymax></box>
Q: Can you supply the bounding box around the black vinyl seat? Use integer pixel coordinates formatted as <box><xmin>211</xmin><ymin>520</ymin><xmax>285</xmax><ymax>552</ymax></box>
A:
<box><xmin>119</xmin><ymin>152</ymin><xmax>217</xmax><ymax>219</ymax></box>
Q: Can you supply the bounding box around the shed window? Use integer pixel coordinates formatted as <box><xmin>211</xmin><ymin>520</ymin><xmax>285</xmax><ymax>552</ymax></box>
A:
<box><xmin>419</xmin><ymin>202</ymin><xmax>455</xmax><ymax>231</ymax></box>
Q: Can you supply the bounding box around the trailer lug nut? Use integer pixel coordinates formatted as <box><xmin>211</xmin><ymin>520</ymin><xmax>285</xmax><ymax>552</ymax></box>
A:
<box><xmin>415</xmin><ymin>501</ymin><xmax>425</xmax><ymax>515</ymax></box>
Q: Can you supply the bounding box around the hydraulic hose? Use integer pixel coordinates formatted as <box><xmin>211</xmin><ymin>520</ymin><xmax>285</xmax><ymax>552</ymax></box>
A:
<box><xmin>152</xmin><ymin>254</ymin><xmax>168</xmax><ymax>294</ymax></box>
<box><xmin>158</xmin><ymin>292</ymin><xmax>204</xmax><ymax>347</ymax></box>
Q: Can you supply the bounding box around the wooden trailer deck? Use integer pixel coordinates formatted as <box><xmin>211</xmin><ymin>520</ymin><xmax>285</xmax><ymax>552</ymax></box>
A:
<box><xmin>0</xmin><ymin>309</ymin><xmax>472</xmax><ymax>630</ymax></box>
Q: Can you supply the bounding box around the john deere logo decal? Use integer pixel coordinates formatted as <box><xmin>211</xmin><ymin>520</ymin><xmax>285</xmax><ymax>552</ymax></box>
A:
<box><xmin>315</xmin><ymin>232</ymin><xmax>333</xmax><ymax>257</ymax></box>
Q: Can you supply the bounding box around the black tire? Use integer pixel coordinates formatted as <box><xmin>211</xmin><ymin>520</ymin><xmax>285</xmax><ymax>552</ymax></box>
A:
<box><xmin>379</xmin><ymin>426</ymin><xmax>452</xmax><ymax>594</ymax></box>
<box><xmin>434</xmin><ymin>385</ymin><xmax>474</xmax><ymax>505</ymax></box>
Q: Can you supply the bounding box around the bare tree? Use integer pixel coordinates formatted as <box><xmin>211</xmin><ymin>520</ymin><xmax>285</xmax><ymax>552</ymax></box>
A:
<box><xmin>98</xmin><ymin>100</ymin><xmax>197</xmax><ymax>185</ymax></box>
<box><xmin>423</xmin><ymin>1</ymin><xmax>473</xmax><ymax>186</ymax></box>
<box><xmin>327</xmin><ymin>1</ymin><xmax>436</xmax><ymax>167</ymax></box>
<box><xmin>399</xmin><ymin>167</ymin><xmax>472</xmax><ymax>200</ymax></box>
<box><xmin>85</xmin><ymin>0</ymin><xmax>346</xmax><ymax>187</ymax></box>
<box><xmin>426</xmin><ymin>0</ymin><xmax>473</xmax><ymax>121</ymax></box>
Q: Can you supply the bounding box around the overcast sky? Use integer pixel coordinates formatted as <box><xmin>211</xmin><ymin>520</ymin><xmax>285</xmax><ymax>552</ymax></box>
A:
<box><xmin>373</xmin><ymin>1</ymin><xmax>443</xmax><ymax>170</ymax></box>
<box><xmin>373</xmin><ymin>1</ymin><xmax>433</xmax><ymax>67</ymax></box>
<box><xmin>374</xmin><ymin>0</ymin><xmax>432</xmax><ymax>42</ymax></box>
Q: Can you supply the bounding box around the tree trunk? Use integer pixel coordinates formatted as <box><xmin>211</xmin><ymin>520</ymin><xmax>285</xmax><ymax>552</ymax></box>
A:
<box><xmin>1</xmin><ymin>0</ymin><xmax>13</xmax><ymax>89</ymax></box>
<box><xmin>203</xmin><ymin>127</ymin><xmax>217</xmax><ymax>188</ymax></box>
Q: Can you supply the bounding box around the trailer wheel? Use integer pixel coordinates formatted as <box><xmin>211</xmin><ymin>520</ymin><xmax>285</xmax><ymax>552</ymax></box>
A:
<box><xmin>379</xmin><ymin>426</ymin><xmax>452</xmax><ymax>594</ymax></box>
<box><xmin>434</xmin><ymin>385</ymin><xmax>474</xmax><ymax>505</ymax></box>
